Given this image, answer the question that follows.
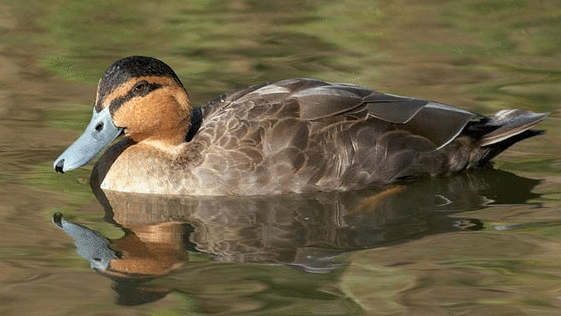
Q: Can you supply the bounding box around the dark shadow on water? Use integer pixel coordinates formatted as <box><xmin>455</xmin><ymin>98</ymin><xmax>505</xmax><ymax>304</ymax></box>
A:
<box><xmin>53</xmin><ymin>168</ymin><xmax>541</xmax><ymax>307</ymax></box>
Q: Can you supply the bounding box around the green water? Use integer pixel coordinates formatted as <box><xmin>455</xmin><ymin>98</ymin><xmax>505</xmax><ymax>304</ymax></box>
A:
<box><xmin>1</xmin><ymin>0</ymin><xmax>560</xmax><ymax>315</ymax></box>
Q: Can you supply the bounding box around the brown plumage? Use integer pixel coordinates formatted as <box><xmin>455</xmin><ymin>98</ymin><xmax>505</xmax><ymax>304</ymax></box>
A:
<box><xmin>53</xmin><ymin>56</ymin><xmax>547</xmax><ymax>195</ymax></box>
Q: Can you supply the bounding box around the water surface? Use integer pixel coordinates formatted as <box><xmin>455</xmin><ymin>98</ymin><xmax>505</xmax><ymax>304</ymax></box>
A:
<box><xmin>1</xmin><ymin>1</ymin><xmax>560</xmax><ymax>315</ymax></box>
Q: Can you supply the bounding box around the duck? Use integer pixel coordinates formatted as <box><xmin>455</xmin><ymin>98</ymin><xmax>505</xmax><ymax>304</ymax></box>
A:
<box><xmin>53</xmin><ymin>56</ymin><xmax>547</xmax><ymax>195</ymax></box>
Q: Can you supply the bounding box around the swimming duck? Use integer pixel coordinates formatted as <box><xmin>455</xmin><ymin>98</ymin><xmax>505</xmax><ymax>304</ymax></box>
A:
<box><xmin>53</xmin><ymin>56</ymin><xmax>547</xmax><ymax>195</ymax></box>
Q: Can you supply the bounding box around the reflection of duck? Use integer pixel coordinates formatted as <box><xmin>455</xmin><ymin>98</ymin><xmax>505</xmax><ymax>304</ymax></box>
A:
<box><xmin>54</xmin><ymin>170</ymin><xmax>542</xmax><ymax>305</ymax></box>
<box><xmin>54</xmin><ymin>55</ymin><xmax>546</xmax><ymax>195</ymax></box>
<box><xmin>54</xmin><ymin>169</ymin><xmax>538</xmax><ymax>278</ymax></box>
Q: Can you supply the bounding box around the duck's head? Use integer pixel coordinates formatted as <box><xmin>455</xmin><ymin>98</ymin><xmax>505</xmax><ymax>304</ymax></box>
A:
<box><xmin>54</xmin><ymin>56</ymin><xmax>191</xmax><ymax>173</ymax></box>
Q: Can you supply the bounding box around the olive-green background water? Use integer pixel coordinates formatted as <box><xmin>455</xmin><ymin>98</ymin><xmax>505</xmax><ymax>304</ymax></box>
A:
<box><xmin>1</xmin><ymin>1</ymin><xmax>560</xmax><ymax>315</ymax></box>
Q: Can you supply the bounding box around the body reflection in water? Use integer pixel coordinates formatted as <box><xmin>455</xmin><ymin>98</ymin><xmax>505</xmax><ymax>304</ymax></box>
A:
<box><xmin>54</xmin><ymin>168</ymin><xmax>540</xmax><ymax>309</ymax></box>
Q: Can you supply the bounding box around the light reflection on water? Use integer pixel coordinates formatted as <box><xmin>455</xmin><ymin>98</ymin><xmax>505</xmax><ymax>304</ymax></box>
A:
<box><xmin>50</xmin><ymin>168</ymin><xmax>544</xmax><ymax>312</ymax></box>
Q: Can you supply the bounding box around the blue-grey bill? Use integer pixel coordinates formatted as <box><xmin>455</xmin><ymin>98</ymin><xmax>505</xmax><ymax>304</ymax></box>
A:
<box><xmin>53</xmin><ymin>107</ymin><xmax>123</xmax><ymax>173</ymax></box>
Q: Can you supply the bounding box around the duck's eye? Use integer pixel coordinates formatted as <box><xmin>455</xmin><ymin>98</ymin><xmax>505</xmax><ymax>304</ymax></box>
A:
<box><xmin>95</xmin><ymin>122</ymin><xmax>104</xmax><ymax>131</ymax></box>
<box><xmin>132</xmin><ymin>81</ymin><xmax>149</xmax><ymax>95</ymax></box>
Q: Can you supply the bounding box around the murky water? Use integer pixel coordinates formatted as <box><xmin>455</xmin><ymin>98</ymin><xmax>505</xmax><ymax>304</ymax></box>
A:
<box><xmin>1</xmin><ymin>1</ymin><xmax>561</xmax><ymax>315</ymax></box>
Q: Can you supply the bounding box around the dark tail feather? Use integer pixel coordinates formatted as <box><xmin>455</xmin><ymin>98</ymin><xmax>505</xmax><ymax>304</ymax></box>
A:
<box><xmin>478</xmin><ymin>129</ymin><xmax>545</xmax><ymax>164</ymax></box>
<box><xmin>465</xmin><ymin>109</ymin><xmax>548</xmax><ymax>165</ymax></box>
<box><xmin>479</xmin><ymin>110</ymin><xmax>548</xmax><ymax>146</ymax></box>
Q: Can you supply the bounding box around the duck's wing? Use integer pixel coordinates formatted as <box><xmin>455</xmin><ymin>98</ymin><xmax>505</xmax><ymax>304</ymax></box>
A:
<box><xmin>199</xmin><ymin>78</ymin><xmax>477</xmax><ymax>149</ymax></box>
<box><xmin>283</xmin><ymin>79</ymin><xmax>477</xmax><ymax>149</ymax></box>
<box><xmin>199</xmin><ymin>81</ymin><xmax>270</xmax><ymax>119</ymax></box>
<box><xmin>368</xmin><ymin>96</ymin><xmax>477</xmax><ymax>150</ymax></box>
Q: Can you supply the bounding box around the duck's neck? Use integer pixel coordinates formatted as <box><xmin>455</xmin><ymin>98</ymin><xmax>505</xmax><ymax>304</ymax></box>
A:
<box><xmin>185</xmin><ymin>106</ymin><xmax>203</xmax><ymax>142</ymax></box>
<box><xmin>143</xmin><ymin>110</ymin><xmax>202</xmax><ymax>151</ymax></box>
<box><xmin>141</xmin><ymin>136</ymin><xmax>186</xmax><ymax>156</ymax></box>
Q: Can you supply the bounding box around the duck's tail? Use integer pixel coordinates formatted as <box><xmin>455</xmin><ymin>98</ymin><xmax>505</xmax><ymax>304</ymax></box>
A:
<box><xmin>466</xmin><ymin>109</ymin><xmax>548</xmax><ymax>164</ymax></box>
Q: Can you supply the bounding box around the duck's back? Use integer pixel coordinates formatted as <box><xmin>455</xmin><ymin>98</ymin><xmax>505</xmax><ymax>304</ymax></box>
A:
<box><xmin>180</xmin><ymin>78</ymin><xmax>545</xmax><ymax>195</ymax></box>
